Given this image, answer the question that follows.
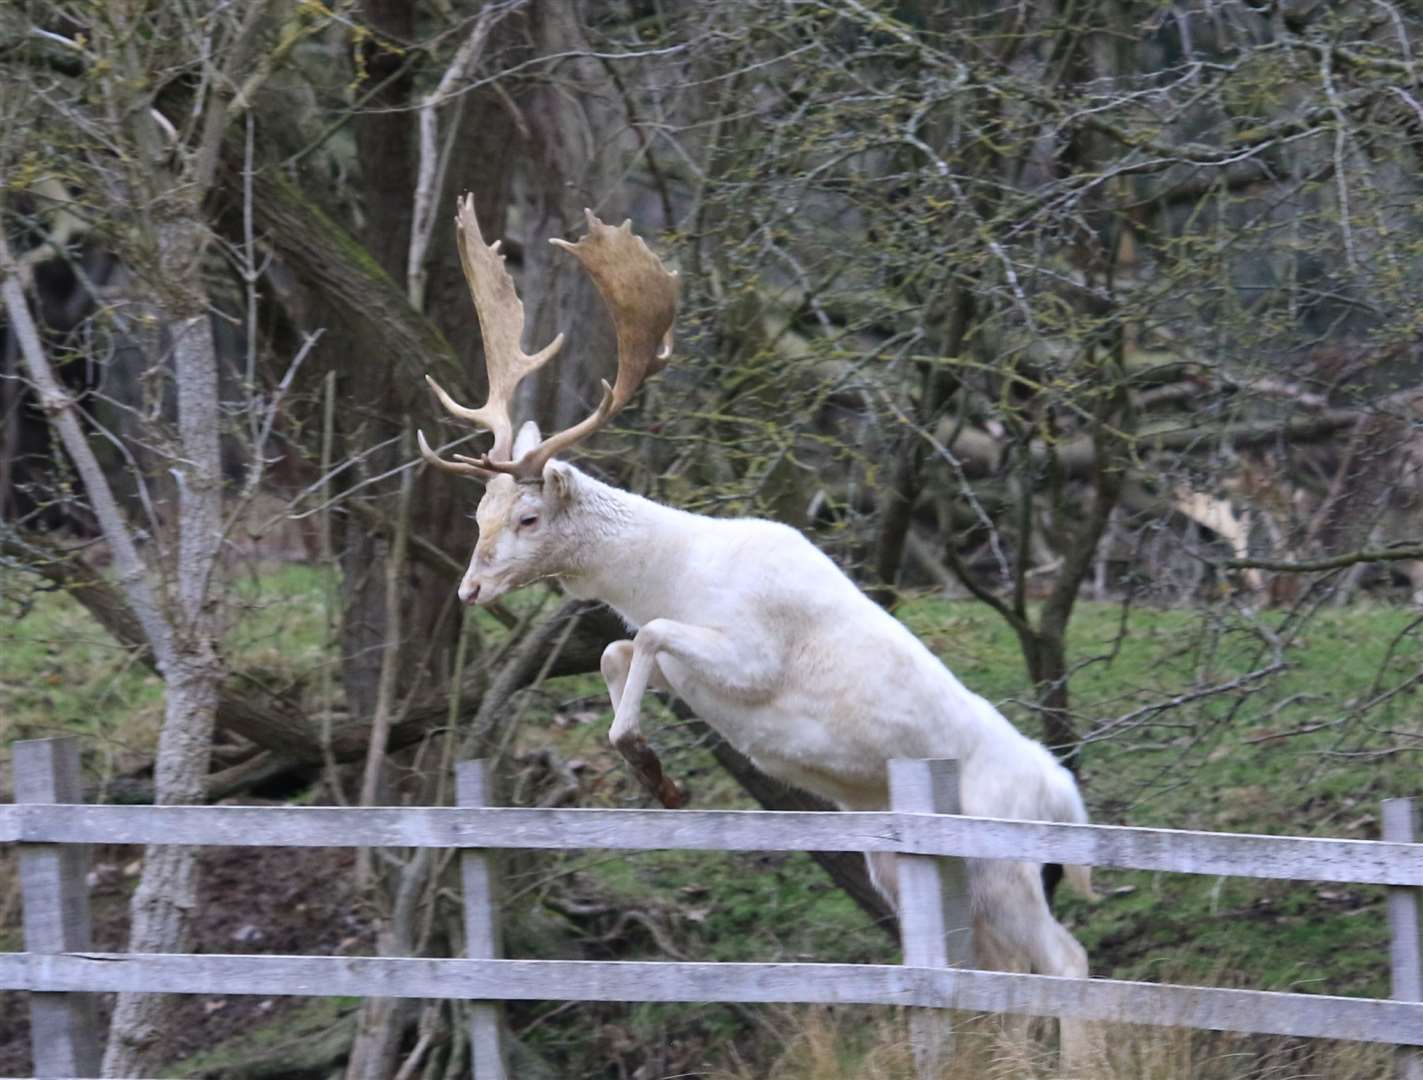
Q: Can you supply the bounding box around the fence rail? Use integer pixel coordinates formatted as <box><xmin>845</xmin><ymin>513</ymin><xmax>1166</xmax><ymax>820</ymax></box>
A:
<box><xmin>4</xmin><ymin>953</ymin><xmax>1423</xmax><ymax>1046</ymax></box>
<box><xmin>2</xmin><ymin>801</ymin><xmax>1421</xmax><ymax>884</ymax></box>
<box><xmin>3</xmin><ymin>736</ymin><xmax>1422</xmax><ymax>1080</ymax></box>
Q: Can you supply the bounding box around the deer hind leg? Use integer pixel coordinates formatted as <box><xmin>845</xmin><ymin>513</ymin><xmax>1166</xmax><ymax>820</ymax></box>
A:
<box><xmin>968</xmin><ymin>916</ymin><xmax>1038</xmax><ymax>1065</ymax></box>
<box><xmin>861</xmin><ymin>850</ymin><xmax>897</xmax><ymax>913</ymax></box>
<box><xmin>975</xmin><ymin>862</ymin><xmax>1101</xmax><ymax>1074</ymax></box>
<box><xmin>872</xmin><ymin>855</ymin><xmax>1046</xmax><ymax>1068</ymax></box>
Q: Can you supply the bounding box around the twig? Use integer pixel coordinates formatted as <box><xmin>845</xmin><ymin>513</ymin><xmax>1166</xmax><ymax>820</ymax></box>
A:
<box><xmin>391</xmin><ymin>1001</ymin><xmax>441</xmax><ymax>1080</ymax></box>
<box><xmin>1244</xmin><ymin>722</ymin><xmax>1336</xmax><ymax>745</ymax></box>
<box><xmin>357</xmin><ymin>426</ymin><xmax>416</xmax><ymax>885</ymax></box>
<box><xmin>407</xmin><ymin>2</ymin><xmax>526</xmax><ymax>308</ymax></box>
<box><xmin>1088</xmin><ymin>660</ymin><xmax>1289</xmax><ymax>744</ymax></box>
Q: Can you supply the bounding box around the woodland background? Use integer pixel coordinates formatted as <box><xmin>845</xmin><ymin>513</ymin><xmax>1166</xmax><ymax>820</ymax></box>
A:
<box><xmin>1</xmin><ymin>1</ymin><xmax>1421</xmax><ymax>1077</ymax></box>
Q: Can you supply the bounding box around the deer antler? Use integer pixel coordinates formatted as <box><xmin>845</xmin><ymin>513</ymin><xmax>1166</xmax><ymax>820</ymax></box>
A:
<box><xmin>418</xmin><ymin>194</ymin><xmax>566</xmax><ymax>476</ymax></box>
<box><xmin>419</xmin><ymin>200</ymin><xmax>678</xmax><ymax>482</ymax></box>
<box><xmin>487</xmin><ymin>208</ymin><xmax>679</xmax><ymax>480</ymax></box>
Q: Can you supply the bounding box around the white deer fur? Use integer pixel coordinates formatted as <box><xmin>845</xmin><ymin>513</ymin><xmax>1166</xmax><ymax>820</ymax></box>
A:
<box><xmin>459</xmin><ymin>423</ymin><xmax>1094</xmax><ymax>990</ymax></box>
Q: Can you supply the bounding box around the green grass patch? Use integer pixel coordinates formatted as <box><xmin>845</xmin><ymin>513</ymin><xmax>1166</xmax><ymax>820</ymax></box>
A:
<box><xmin>0</xmin><ymin>575</ymin><xmax>165</xmax><ymax>784</ymax></box>
<box><xmin>0</xmin><ymin>562</ymin><xmax>338</xmax><ymax>788</ymax></box>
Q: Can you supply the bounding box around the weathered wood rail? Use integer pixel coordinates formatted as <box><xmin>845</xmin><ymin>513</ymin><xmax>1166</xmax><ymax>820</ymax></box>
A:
<box><xmin>3</xmin><ymin>737</ymin><xmax>1421</xmax><ymax>1079</ymax></box>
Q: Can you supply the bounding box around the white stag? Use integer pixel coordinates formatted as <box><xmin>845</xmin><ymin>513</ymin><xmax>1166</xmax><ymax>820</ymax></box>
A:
<box><xmin>419</xmin><ymin>195</ymin><xmax>1093</xmax><ymax>987</ymax></box>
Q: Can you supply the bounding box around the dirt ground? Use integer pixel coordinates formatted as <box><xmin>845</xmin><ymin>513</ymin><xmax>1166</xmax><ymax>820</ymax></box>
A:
<box><xmin>1</xmin><ymin>843</ymin><xmax>370</xmax><ymax>1076</ymax></box>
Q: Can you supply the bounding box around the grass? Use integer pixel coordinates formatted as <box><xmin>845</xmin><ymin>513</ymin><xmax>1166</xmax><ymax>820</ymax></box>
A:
<box><xmin>2</xmin><ymin>562</ymin><xmax>1419</xmax><ymax>1077</ymax></box>
<box><xmin>706</xmin><ymin>1006</ymin><xmax>1396</xmax><ymax>1080</ymax></box>
<box><xmin>156</xmin><ymin>997</ymin><xmax>356</xmax><ymax>1079</ymax></box>
<box><xmin>0</xmin><ymin>563</ymin><xmax>338</xmax><ymax>795</ymax></box>
<box><xmin>0</xmin><ymin>577</ymin><xmax>165</xmax><ymax>787</ymax></box>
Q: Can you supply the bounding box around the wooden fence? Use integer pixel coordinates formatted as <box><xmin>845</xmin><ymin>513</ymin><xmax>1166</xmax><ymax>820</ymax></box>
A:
<box><xmin>2</xmin><ymin>736</ymin><xmax>1421</xmax><ymax>1079</ymax></box>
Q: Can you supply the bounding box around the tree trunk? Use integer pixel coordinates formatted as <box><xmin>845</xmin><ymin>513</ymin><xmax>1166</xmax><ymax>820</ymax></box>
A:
<box><xmin>1019</xmin><ymin>628</ymin><xmax>1077</xmax><ymax>769</ymax></box>
<box><xmin>868</xmin><ymin>438</ymin><xmax>926</xmax><ymax>608</ymax></box>
<box><xmin>102</xmin><ymin>662</ymin><xmax>220</xmax><ymax>1068</ymax></box>
<box><xmin>337</xmin><ymin>1</ymin><xmax>420</xmax><ymax>773</ymax></box>
<box><xmin>868</xmin><ymin>287</ymin><xmax>971</xmax><ymax>606</ymax></box>
<box><xmin>1022</xmin><ymin>385</ymin><xmax>1131</xmax><ymax>774</ymax></box>
<box><xmin>4</xmin><ymin>197</ymin><xmax>228</xmax><ymax>1077</ymax></box>
<box><xmin>103</xmin><ymin>219</ymin><xmax>227</xmax><ymax>1078</ymax></box>
<box><xmin>340</xmin><ymin>6</ymin><xmax>421</xmax><ymax>1070</ymax></box>
<box><xmin>518</xmin><ymin>2</ymin><xmax>638</xmax><ymax>432</ymax></box>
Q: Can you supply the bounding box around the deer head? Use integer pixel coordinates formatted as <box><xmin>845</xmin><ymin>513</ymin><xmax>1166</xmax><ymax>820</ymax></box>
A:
<box><xmin>419</xmin><ymin>195</ymin><xmax>679</xmax><ymax>606</ymax></box>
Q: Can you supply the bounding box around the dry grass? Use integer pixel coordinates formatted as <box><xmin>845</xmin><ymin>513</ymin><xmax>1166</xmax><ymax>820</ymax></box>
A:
<box><xmin>708</xmin><ymin>1006</ymin><xmax>1395</xmax><ymax>1080</ymax></box>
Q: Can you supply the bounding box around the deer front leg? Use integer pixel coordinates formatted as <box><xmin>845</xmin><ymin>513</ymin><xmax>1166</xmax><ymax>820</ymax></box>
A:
<box><xmin>604</xmin><ymin>620</ymin><xmax>782</xmax><ymax>810</ymax></box>
<box><xmin>601</xmin><ymin>639</ymin><xmax>680</xmax><ymax>807</ymax></box>
<box><xmin>600</xmin><ymin>640</ymin><xmax>670</xmax><ymax>713</ymax></box>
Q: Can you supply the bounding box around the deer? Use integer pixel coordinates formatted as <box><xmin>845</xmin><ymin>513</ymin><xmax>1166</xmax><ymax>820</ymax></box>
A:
<box><xmin>418</xmin><ymin>195</ymin><xmax>1096</xmax><ymax>1034</ymax></box>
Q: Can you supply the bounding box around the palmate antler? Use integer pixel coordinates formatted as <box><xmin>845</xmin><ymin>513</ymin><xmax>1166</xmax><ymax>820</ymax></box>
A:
<box><xmin>418</xmin><ymin>194</ymin><xmax>679</xmax><ymax>480</ymax></box>
<box><xmin>419</xmin><ymin>194</ymin><xmax>684</xmax><ymax>808</ymax></box>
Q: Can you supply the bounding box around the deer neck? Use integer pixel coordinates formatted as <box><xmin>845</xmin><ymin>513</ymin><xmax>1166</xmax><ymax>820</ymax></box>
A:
<box><xmin>555</xmin><ymin>471</ymin><xmax>687</xmax><ymax>622</ymax></box>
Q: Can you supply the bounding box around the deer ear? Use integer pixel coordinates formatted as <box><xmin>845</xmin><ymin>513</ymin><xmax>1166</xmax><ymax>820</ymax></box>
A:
<box><xmin>543</xmin><ymin>460</ymin><xmax>575</xmax><ymax>507</ymax></box>
<box><xmin>512</xmin><ymin>420</ymin><xmax>543</xmax><ymax>460</ymax></box>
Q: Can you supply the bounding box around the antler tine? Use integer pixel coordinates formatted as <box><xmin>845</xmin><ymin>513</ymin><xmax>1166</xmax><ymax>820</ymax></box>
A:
<box><xmin>489</xmin><ymin>208</ymin><xmax>679</xmax><ymax>480</ymax></box>
<box><xmin>419</xmin><ymin>193</ymin><xmax>565</xmax><ymax>473</ymax></box>
<box><xmin>416</xmin><ymin>429</ymin><xmax>497</xmax><ymax>480</ymax></box>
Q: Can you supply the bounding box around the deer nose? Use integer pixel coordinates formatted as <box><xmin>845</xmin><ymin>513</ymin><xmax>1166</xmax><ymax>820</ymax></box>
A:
<box><xmin>458</xmin><ymin>579</ymin><xmax>481</xmax><ymax>605</ymax></box>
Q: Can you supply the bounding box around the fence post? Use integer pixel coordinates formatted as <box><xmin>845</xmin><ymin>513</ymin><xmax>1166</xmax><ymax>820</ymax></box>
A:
<box><xmin>13</xmin><ymin>737</ymin><xmax>101</xmax><ymax>1077</ymax></box>
<box><xmin>1384</xmin><ymin>798</ymin><xmax>1422</xmax><ymax>1080</ymax></box>
<box><xmin>889</xmin><ymin>758</ymin><xmax>972</xmax><ymax>1078</ymax></box>
<box><xmin>457</xmin><ymin>760</ymin><xmax>508</xmax><ymax>1079</ymax></box>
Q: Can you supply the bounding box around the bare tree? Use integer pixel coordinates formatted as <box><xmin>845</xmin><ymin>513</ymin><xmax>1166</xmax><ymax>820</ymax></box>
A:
<box><xmin>0</xmin><ymin>1</ymin><xmax>308</xmax><ymax>1071</ymax></box>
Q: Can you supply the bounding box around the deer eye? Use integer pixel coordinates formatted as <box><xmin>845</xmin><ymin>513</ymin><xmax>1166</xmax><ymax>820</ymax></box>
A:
<box><xmin>518</xmin><ymin>514</ymin><xmax>539</xmax><ymax>529</ymax></box>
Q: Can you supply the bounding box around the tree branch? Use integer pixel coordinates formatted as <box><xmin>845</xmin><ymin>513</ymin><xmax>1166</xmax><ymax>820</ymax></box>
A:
<box><xmin>1221</xmin><ymin>547</ymin><xmax>1423</xmax><ymax>573</ymax></box>
<box><xmin>0</xmin><ymin>227</ymin><xmax>177</xmax><ymax>671</ymax></box>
